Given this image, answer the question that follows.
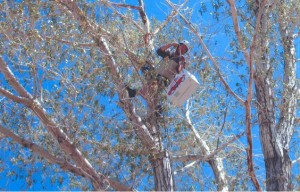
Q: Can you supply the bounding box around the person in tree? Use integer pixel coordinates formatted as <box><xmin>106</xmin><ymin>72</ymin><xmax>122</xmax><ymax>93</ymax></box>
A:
<box><xmin>126</xmin><ymin>40</ymin><xmax>189</xmax><ymax>98</ymax></box>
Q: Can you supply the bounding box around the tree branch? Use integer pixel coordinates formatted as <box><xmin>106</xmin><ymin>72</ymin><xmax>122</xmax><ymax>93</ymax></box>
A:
<box><xmin>0</xmin><ymin>57</ymin><xmax>32</xmax><ymax>99</ymax></box>
<box><xmin>0</xmin><ymin>124</ymin><xmax>129</xmax><ymax>191</ymax></box>
<box><xmin>226</xmin><ymin>0</ymin><xmax>251</xmax><ymax>66</ymax></box>
<box><xmin>0</xmin><ymin>124</ymin><xmax>88</xmax><ymax>178</ymax></box>
<box><xmin>0</xmin><ymin>87</ymin><xmax>31</xmax><ymax>105</ymax></box>
<box><xmin>99</xmin><ymin>0</ymin><xmax>144</xmax><ymax>33</ymax></box>
<box><xmin>172</xmin><ymin>131</ymin><xmax>245</xmax><ymax>162</ymax></box>
<box><xmin>107</xmin><ymin>2</ymin><xmax>140</xmax><ymax>10</ymax></box>
<box><xmin>292</xmin><ymin>157</ymin><xmax>300</xmax><ymax>165</ymax></box>
<box><xmin>54</xmin><ymin>0</ymin><xmax>158</xmax><ymax>153</ymax></box>
<box><xmin>185</xmin><ymin>101</ymin><xmax>229</xmax><ymax>191</ymax></box>
<box><xmin>227</xmin><ymin>1</ymin><xmax>267</xmax><ymax>191</ymax></box>
<box><xmin>0</xmin><ymin>56</ymin><xmax>130</xmax><ymax>190</ymax></box>
<box><xmin>137</xmin><ymin>0</ymin><xmax>154</xmax><ymax>50</ymax></box>
<box><xmin>153</xmin><ymin>10</ymin><xmax>177</xmax><ymax>35</ymax></box>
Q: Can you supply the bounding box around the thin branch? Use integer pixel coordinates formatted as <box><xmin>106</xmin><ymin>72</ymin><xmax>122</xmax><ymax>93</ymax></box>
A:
<box><xmin>153</xmin><ymin>1</ymin><xmax>189</xmax><ymax>35</ymax></box>
<box><xmin>45</xmin><ymin>36</ymin><xmax>95</xmax><ymax>48</ymax></box>
<box><xmin>0</xmin><ymin>56</ymin><xmax>130</xmax><ymax>191</ymax></box>
<box><xmin>0</xmin><ymin>124</ymin><xmax>88</xmax><ymax>178</ymax></box>
<box><xmin>246</xmin><ymin>1</ymin><xmax>267</xmax><ymax>191</ymax></box>
<box><xmin>0</xmin><ymin>87</ymin><xmax>31</xmax><ymax>105</ymax></box>
<box><xmin>227</xmin><ymin>0</ymin><xmax>267</xmax><ymax>190</ymax></box>
<box><xmin>226</xmin><ymin>0</ymin><xmax>251</xmax><ymax>66</ymax></box>
<box><xmin>54</xmin><ymin>0</ymin><xmax>158</xmax><ymax>152</ymax></box>
<box><xmin>138</xmin><ymin>0</ymin><xmax>148</xmax><ymax>26</ymax></box>
<box><xmin>111</xmin><ymin>10</ymin><xmax>144</xmax><ymax>32</ymax></box>
<box><xmin>165</xmin><ymin>0</ymin><xmax>245</xmax><ymax>106</ymax></box>
<box><xmin>108</xmin><ymin>2</ymin><xmax>140</xmax><ymax>10</ymax></box>
<box><xmin>99</xmin><ymin>0</ymin><xmax>146</xmax><ymax>33</ymax></box>
<box><xmin>172</xmin><ymin>131</ymin><xmax>245</xmax><ymax>163</ymax></box>
<box><xmin>292</xmin><ymin>157</ymin><xmax>300</xmax><ymax>165</ymax></box>
<box><xmin>185</xmin><ymin>101</ymin><xmax>229</xmax><ymax>191</ymax></box>
<box><xmin>0</xmin><ymin>57</ymin><xmax>32</xmax><ymax>99</ymax></box>
<box><xmin>153</xmin><ymin>10</ymin><xmax>177</xmax><ymax>35</ymax></box>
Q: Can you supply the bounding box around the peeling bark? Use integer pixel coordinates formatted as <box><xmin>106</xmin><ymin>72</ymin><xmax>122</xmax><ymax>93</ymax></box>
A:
<box><xmin>150</xmin><ymin>151</ymin><xmax>174</xmax><ymax>191</ymax></box>
<box><xmin>185</xmin><ymin>105</ymin><xmax>229</xmax><ymax>191</ymax></box>
<box><xmin>255</xmin><ymin>2</ymin><xmax>296</xmax><ymax>190</ymax></box>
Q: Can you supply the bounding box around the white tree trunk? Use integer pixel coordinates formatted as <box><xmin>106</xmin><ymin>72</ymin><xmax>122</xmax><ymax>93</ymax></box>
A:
<box><xmin>150</xmin><ymin>151</ymin><xmax>174</xmax><ymax>191</ymax></box>
<box><xmin>185</xmin><ymin>106</ymin><xmax>228</xmax><ymax>191</ymax></box>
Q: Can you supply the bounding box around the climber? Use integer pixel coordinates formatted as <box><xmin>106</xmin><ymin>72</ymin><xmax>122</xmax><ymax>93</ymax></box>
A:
<box><xmin>126</xmin><ymin>40</ymin><xmax>190</xmax><ymax>98</ymax></box>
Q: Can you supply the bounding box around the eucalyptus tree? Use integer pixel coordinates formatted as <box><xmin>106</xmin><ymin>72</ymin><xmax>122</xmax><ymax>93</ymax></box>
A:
<box><xmin>0</xmin><ymin>0</ymin><xmax>299</xmax><ymax>191</ymax></box>
<box><xmin>225</xmin><ymin>0</ymin><xmax>299</xmax><ymax>190</ymax></box>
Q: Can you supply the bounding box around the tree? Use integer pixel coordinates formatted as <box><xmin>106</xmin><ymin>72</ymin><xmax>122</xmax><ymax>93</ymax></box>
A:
<box><xmin>0</xmin><ymin>0</ymin><xmax>299</xmax><ymax>191</ymax></box>
<box><xmin>226</xmin><ymin>0</ymin><xmax>299</xmax><ymax>190</ymax></box>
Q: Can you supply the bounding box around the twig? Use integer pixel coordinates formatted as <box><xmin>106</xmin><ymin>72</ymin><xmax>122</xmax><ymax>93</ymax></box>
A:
<box><xmin>0</xmin><ymin>57</ymin><xmax>32</xmax><ymax>98</ymax></box>
<box><xmin>153</xmin><ymin>10</ymin><xmax>177</xmax><ymax>35</ymax></box>
<box><xmin>172</xmin><ymin>131</ymin><xmax>245</xmax><ymax>163</ymax></box>
<box><xmin>292</xmin><ymin>157</ymin><xmax>300</xmax><ymax>165</ymax></box>
<box><xmin>0</xmin><ymin>87</ymin><xmax>31</xmax><ymax>105</ymax></box>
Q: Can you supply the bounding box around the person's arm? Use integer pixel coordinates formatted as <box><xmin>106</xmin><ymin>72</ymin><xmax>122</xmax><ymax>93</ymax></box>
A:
<box><xmin>156</xmin><ymin>42</ymin><xmax>179</xmax><ymax>57</ymax></box>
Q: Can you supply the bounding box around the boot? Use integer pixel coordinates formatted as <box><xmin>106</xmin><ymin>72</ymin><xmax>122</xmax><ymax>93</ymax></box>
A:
<box><xmin>155</xmin><ymin>104</ymin><xmax>163</xmax><ymax>118</ymax></box>
<box><xmin>126</xmin><ymin>86</ymin><xmax>137</xmax><ymax>98</ymax></box>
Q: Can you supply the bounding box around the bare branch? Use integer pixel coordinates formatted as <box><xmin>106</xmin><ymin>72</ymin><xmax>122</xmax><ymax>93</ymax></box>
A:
<box><xmin>153</xmin><ymin>10</ymin><xmax>177</xmax><ymax>35</ymax></box>
<box><xmin>292</xmin><ymin>157</ymin><xmax>300</xmax><ymax>165</ymax></box>
<box><xmin>165</xmin><ymin>0</ymin><xmax>245</xmax><ymax>106</ymax></box>
<box><xmin>0</xmin><ymin>87</ymin><xmax>31</xmax><ymax>105</ymax></box>
<box><xmin>138</xmin><ymin>0</ymin><xmax>148</xmax><ymax>26</ymax></box>
<box><xmin>45</xmin><ymin>36</ymin><xmax>95</xmax><ymax>48</ymax></box>
<box><xmin>0</xmin><ymin>124</ymin><xmax>88</xmax><ymax>178</ymax></box>
<box><xmin>227</xmin><ymin>0</ymin><xmax>267</xmax><ymax>190</ymax></box>
<box><xmin>0</xmin><ymin>124</ymin><xmax>129</xmax><ymax>191</ymax></box>
<box><xmin>0</xmin><ymin>57</ymin><xmax>32</xmax><ymax>99</ymax></box>
<box><xmin>107</xmin><ymin>2</ymin><xmax>140</xmax><ymax>10</ymax></box>
<box><xmin>0</xmin><ymin>56</ymin><xmax>129</xmax><ymax>190</ymax></box>
<box><xmin>226</xmin><ymin>0</ymin><xmax>251</xmax><ymax>66</ymax></box>
<box><xmin>172</xmin><ymin>131</ymin><xmax>245</xmax><ymax>162</ymax></box>
<box><xmin>138</xmin><ymin>0</ymin><xmax>154</xmax><ymax>50</ymax></box>
<box><xmin>185</xmin><ymin>101</ymin><xmax>229</xmax><ymax>191</ymax></box>
<box><xmin>111</xmin><ymin>9</ymin><xmax>144</xmax><ymax>32</ymax></box>
<box><xmin>54</xmin><ymin>0</ymin><xmax>158</xmax><ymax>152</ymax></box>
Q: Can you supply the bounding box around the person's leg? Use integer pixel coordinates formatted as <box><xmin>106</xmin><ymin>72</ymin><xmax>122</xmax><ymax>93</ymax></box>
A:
<box><xmin>126</xmin><ymin>86</ymin><xmax>137</xmax><ymax>98</ymax></box>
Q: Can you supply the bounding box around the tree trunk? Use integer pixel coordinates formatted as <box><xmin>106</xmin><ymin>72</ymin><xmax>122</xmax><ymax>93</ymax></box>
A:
<box><xmin>150</xmin><ymin>150</ymin><xmax>174</xmax><ymax>191</ymax></box>
<box><xmin>255</xmin><ymin>2</ymin><xmax>295</xmax><ymax>190</ymax></box>
<box><xmin>208</xmin><ymin>158</ymin><xmax>228</xmax><ymax>191</ymax></box>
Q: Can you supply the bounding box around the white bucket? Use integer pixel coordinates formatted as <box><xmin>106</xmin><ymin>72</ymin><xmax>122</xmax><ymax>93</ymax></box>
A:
<box><xmin>166</xmin><ymin>69</ymin><xmax>200</xmax><ymax>107</ymax></box>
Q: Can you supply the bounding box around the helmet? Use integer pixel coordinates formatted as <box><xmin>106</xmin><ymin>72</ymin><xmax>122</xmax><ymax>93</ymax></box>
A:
<box><xmin>178</xmin><ymin>40</ymin><xmax>190</xmax><ymax>54</ymax></box>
